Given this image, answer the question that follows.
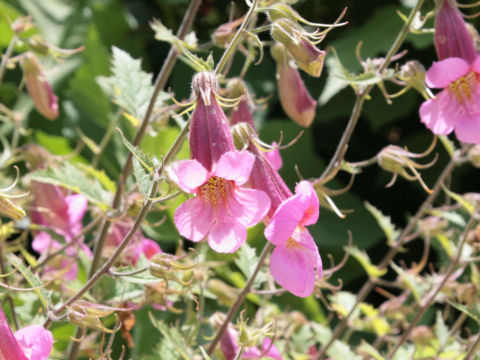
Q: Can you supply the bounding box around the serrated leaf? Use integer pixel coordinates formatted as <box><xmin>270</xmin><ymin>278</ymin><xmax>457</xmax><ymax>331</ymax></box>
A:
<box><xmin>117</xmin><ymin>128</ymin><xmax>153</xmax><ymax>172</ymax></box>
<box><xmin>329</xmin><ymin>291</ymin><xmax>360</xmax><ymax>319</ymax></box>
<box><xmin>76</xmin><ymin>163</ymin><xmax>116</xmax><ymax>193</ymax></box>
<box><xmin>133</xmin><ymin>157</ymin><xmax>153</xmax><ymax>198</ymax></box>
<box><xmin>29</xmin><ymin>162</ymin><xmax>112</xmax><ymax>210</ymax></box>
<box><xmin>344</xmin><ymin>246</ymin><xmax>387</xmax><ymax>278</ymax></box>
<box><xmin>447</xmin><ymin>301</ymin><xmax>480</xmax><ymax>324</ymax></box>
<box><xmin>358</xmin><ymin>341</ymin><xmax>385</xmax><ymax>360</ymax></box>
<box><xmin>435</xmin><ymin>310</ymin><xmax>449</xmax><ymax>347</ymax></box>
<box><xmin>390</xmin><ymin>262</ymin><xmax>422</xmax><ymax>302</ymax></box>
<box><xmin>364</xmin><ymin>201</ymin><xmax>400</xmax><ymax>246</ymax></box>
<box><xmin>6</xmin><ymin>253</ymin><xmax>49</xmax><ymax>309</ymax></box>
<box><xmin>148</xmin><ymin>313</ymin><xmax>194</xmax><ymax>360</ymax></box>
<box><xmin>440</xmin><ymin>186</ymin><xmax>476</xmax><ymax>215</ymax></box>
<box><xmin>327</xmin><ymin>340</ymin><xmax>362</xmax><ymax>360</ymax></box>
<box><xmin>104</xmin><ymin>46</ymin><xmax>162</xmax><ymax>121</ymax></box>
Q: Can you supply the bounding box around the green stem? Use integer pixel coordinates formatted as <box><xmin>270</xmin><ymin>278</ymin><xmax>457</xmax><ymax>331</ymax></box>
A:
<box><xmin>91</xmin><ymin>109</ymin><xmax>122</xmax><ymax>168</ymax></box>
<box><xmin>214</xmin><ymin>0</ymin><xmax>259</xmax><ymax>75</ymax></box>
<box><xmin>0</xmin><ymin>35</ymin><xmax>17</xmax><ymax>86</ymax></box>
<box><xmin>207</xmin><ymin>242</ymin><xmax>273</xmax><ymax>355</ymax></box>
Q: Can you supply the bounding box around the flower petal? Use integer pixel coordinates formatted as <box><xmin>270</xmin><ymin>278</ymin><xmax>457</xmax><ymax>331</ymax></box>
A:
<box><xmin>295</xmin><ymin>181</ymin><xmax>319</xmax><ymax>226</ymax></box>
<box><xmin>32</xmin><ymin>232</ymin><xmax>60</xmax><ymax>254</ymax></box>
<box><xmin>419</xmin><ymin>91</ymin><xmax>457</xmax><ymax>135</ymax></box>
<box><xmin>65</xmin><ymin>194</ymin><xmax>88</xmax><ymax>226</ymax></box>
<box><xmin>213</xmin><ymin>151</ymin><xmax>254</xmax><ymax>185</ymax></box>
<box><xmin>454</xmin><ymin>114</ymin><xmax>480</xmax><ymax>144</ymax></box>
<box><xmin>270</xmin><ymin>242</ymin><xmax>316</xmax><ymax>298</ymax></box>
<box><xmin>226</xmin><ymin>188</ymin><xmax>271</xmax><ymax>227</ymax></box>
<box><xmin>471</xmin><ymin>55</ymin><xmax>480</xmax><ymax>73</ymax></box>
<box><xmin>141</xmin><ymin>238</ymin><xmax>162</xmax><ymax>259</ymax></box>
<box><xmin>167</xmin><ymin>160</ymin><xmax>209</xmax><ymax>193</ymax></box>
<box><xmin>0</xmin><ymin>308</ymin><xmax>29</xmax><ymax>360</ymax></box>
<box><xmin>264</xmin><ymin>146</ymin><xmax>283</xmax><ymax>171</ymax></box>
<box><xmin>15</xmin><ymin>325</ymin><xmax>53</xmax><ymax>360</ymax></box>
<box><xmin>208</xmin><ymin>220</ymin><xmax>246</xmax><ymax>253</ymax></box>
<box><xmin>264</xmin><ymin>193</ymin><xmax>306</xmax><ymax>246</ymax></box>
<box><xmin>425</xmin><ymin>58</ymin><xmax>470</xmax><ymax>88</ymax></box>
<box><xmin>174</xmin><ymin>197</ymin><xmax>214</xmax><ymax>242</ymax></box>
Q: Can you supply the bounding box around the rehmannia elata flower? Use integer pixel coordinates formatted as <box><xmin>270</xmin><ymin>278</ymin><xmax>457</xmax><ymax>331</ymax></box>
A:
<box><xmin>168</xmin><ymin>151</ymin><xmax>270</xmax><ymax>253</ymax></box>
<box><xmin>271</xmin><ymin>43</ymin><xmax>317</xmax><ymax>127</ymax></box>
<box><xmin>0</xmin><ymin>308</ymin><xmax>53</xmax><ymax>360</ymax></box>
<box><xmin>434</xmin><ymin>0</ymin><xmax>477</xmax><ymax>64</ymax></box>
<box><xmin>419</xmin><ymin>56</ymin><xmax>480</xmax><ymax>144</ymax></box>
<box><xmin>21</xmin><ymin>53</ymin><xmax>58</xmax><ymax>120</ymax></box>
<box><xmin>264</xmin><ymin>181</ymin><xmax>322</xmax><ymax>298</ymax></box>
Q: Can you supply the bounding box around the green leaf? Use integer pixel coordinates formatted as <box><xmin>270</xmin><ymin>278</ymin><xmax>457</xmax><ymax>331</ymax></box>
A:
<box><xmin>435</xmin><ymin>310</ymin><xmax>449</xmax><ymax>347</ymax></box>
<box><xmin>5</xmin><ymin>253</ymin><xmax>49</xmax><ymax>310</ymax></box>
<box><xmin>235</xmin><ymin>242</ymin><xmax>266</xmax><ymax>289</ymax></box>
<box><xmin>390</xmin><ymin>262</ymin><xmax>422</xmax><ymax>302</ymax></box>
<box><xmin>117</xmin><ymin>128</ymin><xmax>153</xmax><ymax>172</ymax></box>
<box><xmin>148</xmin><ymin>313</ymin><xmax>194</xmax><ymax>360</ymax></box>
<box><xmin>447</xmin><ymin>301</ymin><xmax>480</xmax><ymax>324</ymax></box>
<box><xmin>29</xmin><ymin>162</ymin><xmax>112</xmax><ymax>210</ymax></box>
<box><xmin>76</xmin><ymin>163</ymin><xmax>116</xmax><ymax>193</ymax></box>
<box><xmin>358</xmin><ymin>341</ymin><xmax>385</xmax><ymax>360</ymax></box>
<box><xmin>364</xmin><ymin>201</ymin><xmax>400</xmax><ymax>246</ymax></box>
<box><xmin>344</xmin><ymin>245</ymin><xmax>387</xmax><ymax>278</ymax></box>
<box><xmin>133</xmin><ymin>157</ymin><xmax>153</xmax><ymax>198</ymax></box>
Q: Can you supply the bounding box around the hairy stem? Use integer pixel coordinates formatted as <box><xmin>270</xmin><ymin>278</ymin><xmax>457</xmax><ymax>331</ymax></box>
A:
<box><xmin>207</xmin><ymin>242</ymin><xmax>273</xmax><ymax>355</ymax></box>
<box><xmin>318</xmin><ymin>0</ymin><xmax>425</xmax><ymax>181</ymax></box>
<box><xmin>315</xmin><ymin>144</ymin><xmax>469</xmax><ymax>359</ymax></box>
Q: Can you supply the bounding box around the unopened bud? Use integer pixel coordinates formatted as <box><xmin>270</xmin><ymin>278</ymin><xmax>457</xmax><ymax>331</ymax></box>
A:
<box><xmin>411</xmin><ymin>325</ymin><xmax>434</xmax><ymax>346</ymax></box>
<box><xmin>434</xmin><ymin>0</ymin><xmax>476</xmax><ymax>63</ymax></box>
<box><xmin>21</xmin><ymin>53</ymin><xmax>58</xmax><ymax>120</ymax></box>
<box><xmin>11</xmin><ymin>16</ymin><xmax>33</xmax><ymax>34</ymax></box>
<box><xmin>28</xmin><ymin>36</ymin><xmax>51</xmax><ymax>57</ymax></box>
<box><xmin>149</xmin><ymin>253</ymin><xmax>195</xmax><ymax>286</ymax></box>
<box><xmin>212</xmin><ymin>17</ymin><xmax>244</xmax><ymax>48</ymax></box>
<box><xmin>192</xmin><ymin>71</ymin><xmax>218</xmax><ymax>106</ymax></box>
<box><xmin>231</xmin><ymin>122</ymin><xmax>255</xmax><ymax>150</ymax></box>
<box><xmin>400</xmin><ymin>60</ymin><xmax>427</xmax><ymax>95</ymax></box>
<box><xmin>21</xmin><ymin>143</ymin><xmax>54</xmax><ymax>170</ymax></box>
<box><xmin>272</xmin><ymin>43</ymin><xmax>317</xmax><ymax>127</ymax></box>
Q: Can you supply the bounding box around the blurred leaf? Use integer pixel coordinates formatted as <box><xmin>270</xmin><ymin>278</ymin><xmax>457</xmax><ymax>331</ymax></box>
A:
<box><xmin>0</xmin><ymin>1</ymin><xmax>21</xmax><ymax>48</ymax></box>
<box><xmin>345</xmin><ymin>245</ymin><xmax>387</xmax><ymax>278</ymax></box>
<box><xmin>5</xmin><ymin>252</ymin><xmax>49</xmax><ymax>309</ymax></box>
<box><xmin>447</xmin><ymin>301</ymin><xmax>480</xmax><ymax>324</ymax></box>
<box><xmin>235</xmin><ymin>242</ymin><xmax>266</xmax><ymax>289</ymax></box>
<box><xmin>148</xmin><ymin>313</ymin><xmax>194</xmax><ymax>360</ymax></box>
<box><xmin>358</xmin><ymin>341</ymin><xmax>385</xmax><ymax>360</ymax></box>
<box><xmin>329</xmin><ymin>291</ymin><xmax>359</xmax><ymax>319</ymax></box>
<box><xmin>328</xmin><ymin>340</ymin><xmax>362</xmax><ymax>360</ymax></box>
<box><xmin>364</xmin><ymin>201</ymin><xmax>400</xmax><ymax>246</ymax></box>
<box><xmin>29</xmin><ymin>162</ymin><xmax>112</xmax><ymax>210</ymax></box>
<box><xmin>76</xmin><ymin>163</ymin><xmax>116</xmax><ymax>193</ymax></box>
<box><xmin>390</xmin><ymin>262</ymin><xmax>422</xmax><ymax>302</ymax></box>
<box><xmin>435</xmin><ymin>310</ymin><xmax>449</xmax><ymax>347</ymax></box>
<box><xmin>133</xmin><ymin>157</ymin><xmax>153</xmax><ymax>198</ymax></box>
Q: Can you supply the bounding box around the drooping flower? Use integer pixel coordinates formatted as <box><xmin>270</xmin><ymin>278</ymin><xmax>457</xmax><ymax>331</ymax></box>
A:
<box><xmin>271</xmin><ymin>43</ymin><xmax>317</xmax><ymax>127</ymax></box>
<box><xmin>21</xmin><ymin>52</ymin><xmax>58</xmax><ymax>120</ymax></box>
<box><xmin>168</xmin><ymin>150</ymin><xmax>270</xmax><ymax>253</ymax></box>
<box><xmin>419</xmin><ymin>56</ymin><xmax>480</xmax><ymax>144</ymax></box>
<box><xmin>0</xmin><ymin>308</ymin><xmax>53</xmax><ymax>360</ymax></box>
<box><xmin>264</xmin><ymin>181</ymin><xmax>322</xmax><ymax>297</ymax></box>
<box><xmin>434</xmin><ymin>0</ymin><xmax>477</xmax><ymax>64</ymax></box>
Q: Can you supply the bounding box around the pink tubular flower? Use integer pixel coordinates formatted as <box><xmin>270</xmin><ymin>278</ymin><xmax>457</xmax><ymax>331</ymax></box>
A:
<box><xmin>434</xmin><ymin>0</ymin><xmax>477</xmax><ymax>64</ymax></box>
<box><xmin>168</xmin><ymin>150</ymin><xmax>270</xmax><ymax>253</ymax></box>
<box><xmin>264</xmin><ymin>143</ymin><xmax>283</xmax><ymax>172</ymax></box>
<box><xmin>419</xmin><ymin>56</ymin><xmax>480</xmax><ymax>144</ymax></box>
<box><xmin>264</xmin><ymin>181</ymin><xmax>322</xmax><ymax>297</ymax></box>
<box><xmin>0</xmin><ymin>308</ymin><xmax>53</xmax><ymax>360</ymax></box>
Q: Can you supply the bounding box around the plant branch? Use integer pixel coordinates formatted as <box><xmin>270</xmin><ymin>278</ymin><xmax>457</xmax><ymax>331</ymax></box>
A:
<box><xmin>0</xmin><ymin>35</ymin><xmax>17</xmax><ymax>86</ymax></box>
<box><xmin>207</xmin><ymin>242</ymin><xmax>273</xmax><ymax>355</ymax></box>
<box><xmin>317</xmin><ymin>0</ymin><xmax>425</xmax><ymax>181</ymax></box>
<box><xmin>315</xmin><ymin>144</ymin><xmax>470</xmax><ymax>359</ymax></box>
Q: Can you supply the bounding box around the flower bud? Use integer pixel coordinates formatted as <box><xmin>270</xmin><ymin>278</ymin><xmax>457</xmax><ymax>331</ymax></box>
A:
<box><xmin>227</xmin><ymin>78</ymin><xmax>256</xmax><ymax>129</ymax></box>
<box><xmin>410</xmin><ymin>325</ymin><xmax>434</xmax><ymax>346</ymax></box>
<box><xmin>212</xmin><ymin>17</ymin><xmax>244</xmax><ymax>48</ymax></box>
<box><xmin>0</xmin><ymin>197</ymin><xmax>26</xmax><ymax>220</ymax></box>
<box><xmin>434</xmin><ymin>0</ymin><xmax>477</xmax><ymax>63</ymax></box>
<box><xmin>11</xmin><ymin>16</ymin><xmax>33</xmax><ymax>34</ymax></box>
<box><xmin>271</xmin><ymin>43</ymin><xmax>317</xmax><ymax>127</ymax></box>
<box><xmin>21</xmin><ymin>53</ymin><xmax>58</xmax><ymax>120</ymax></box>
<box><xmin>271</xmin><ymin>19</ymin><xmax>325</xmax><ymax>77</ymax></box>
<box><xmin>149</xmin><ymin>253</ymin><xmax>195</xmax><ymax>286</ymax></box>
<box><xmin>190</xmin><ymin>71</ymin><xmax>235</xmax><ymax>170</ymax></box>
<box><xmin>399</xmin><ymin>60</ymin><xmax>427</xmax><ymax>96</ymax></box>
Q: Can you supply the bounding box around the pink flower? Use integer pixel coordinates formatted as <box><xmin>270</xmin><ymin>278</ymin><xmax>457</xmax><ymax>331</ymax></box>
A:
<box><xmin>105</xmin><ymin>222</ymin><xmax>162</xmax><ymax>265</ymax></box>
<box><xmin>30</xmin><ymin>183</ymin><xmax>90</xmax><ymax>280</ymax></box>
<box><xmin>168</xmin><ymin>150</ymin><xmax>270</xmax><ymax>253</ymax></box>
<box><xmin>434</xmin><ymin>0</ymin><xmax>477</xmax><ymax>64</ymax></box>
<box><xmin>0</xmin><ymin>308</ymin><xmax>53</xmax><ymax>360</ymax></box>
<box><xmin>220</xmin><ymin>327</ymin><xmax>283</xmax><ymax>360</ymax></box>
<box><xmin>264</xmin><ymin>143</ymin><xmax>283</xmax><ymax>172</ymax></box>
<box><xmin>264</xmin><ymin>181</ymin><xmax>322</xmax><ymax>297</ymax></box>
<box><xmin>419</xmin><ymin>56</ymin><xmax>480</xmax><ymax>144</ymax></box>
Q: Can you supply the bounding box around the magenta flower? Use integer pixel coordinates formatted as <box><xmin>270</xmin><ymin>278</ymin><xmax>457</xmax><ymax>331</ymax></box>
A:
<box><xmin>264</xmin><ymin>181</ymin><xmax>322</xmax><ymax>297</ymax></box>
<box><xmin>419</xmin><ymin>56</ymin><xmax>480</xmax><ymax>144</ymax></box>
<box><xmin>0</xmin><ymin>308</ymin><xmax>53</xmax><ymax>360</ymax></box>
<box><xmin>168</xmin><ymin>150</ymin><xmax>270</xmax><ymax>253</ymax></box>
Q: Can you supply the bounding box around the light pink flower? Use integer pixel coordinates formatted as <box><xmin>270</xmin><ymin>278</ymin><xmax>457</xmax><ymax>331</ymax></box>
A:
<box><xmin>419</xmin><ymin>56</ymin><xmax>480</xmax><ymax>144</ymax></box>
<box><xmin>264</xmin><ymin>143</ymin><xmax>283</xmax><ymax>172</ymax></box>
<box><xmin>169</xmin><ymin>150</ymin><xmax>270</xmax><ymax>253</ymax></box>
<box><xmin>265</xmin><ymin>181</ymin><xmax>322</xmax><ymax>297</ymax></box>
<box><xmin>0</xmin><ymin>308</ymin><xmax>53</xmax><ymax>360</ymax></box>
